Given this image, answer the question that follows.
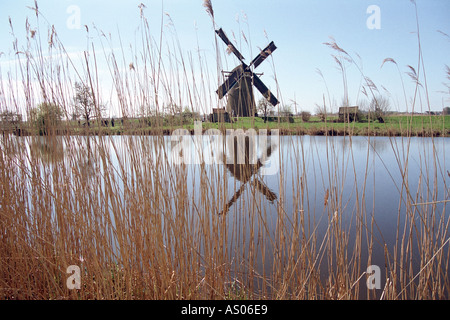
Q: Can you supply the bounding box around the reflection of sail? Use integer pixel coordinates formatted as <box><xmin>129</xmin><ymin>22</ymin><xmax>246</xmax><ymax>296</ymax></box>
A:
<box><xmin>219</xmin><ymin>135</ymin><xmax>277</xmax><ymax>215</ymax></box>
<box><xmin>253</xmin><ymin>179</ymin><xmax>277</xmax><ymax>201</ymax></box>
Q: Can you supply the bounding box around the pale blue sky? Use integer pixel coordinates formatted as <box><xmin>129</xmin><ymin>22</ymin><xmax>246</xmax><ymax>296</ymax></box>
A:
<box><xmin>1</xmin><ymin>0</ymin><xmax>449</xmax><ymax>116</ymax></box>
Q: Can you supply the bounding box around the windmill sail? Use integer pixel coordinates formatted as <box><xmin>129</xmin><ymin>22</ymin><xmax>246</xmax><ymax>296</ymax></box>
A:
<box><xmin>216</xmin><ymin>64</ymin><xmax>245</xmax><ymax>99</ymax></box>
<box><xmin>252</xmin><ymin>74</ymin><xmax>279</xmax><ymax>106</ymax></box>
<box><xmin>249</xmin><ymin>41</ymin><xmax>277</xmax><ymax>69</ymax></box>
<box><xmin>215</xmin><ymin>28</ymin><xmax>245</xmax><ymax>62</ymax></box>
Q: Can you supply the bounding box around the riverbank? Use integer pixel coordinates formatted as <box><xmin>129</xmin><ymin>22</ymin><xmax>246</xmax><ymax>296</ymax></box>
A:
<box><xmin>8</xmin><ymin>115</ymin><xmax>450</xmax><ymax>137</ymax></box>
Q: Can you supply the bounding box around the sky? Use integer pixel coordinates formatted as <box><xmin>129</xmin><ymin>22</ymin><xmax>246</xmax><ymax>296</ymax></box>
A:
<box><xmin>0</xmin><ymin>0</ymin><xmax>449</xmax><ymax>117</ymax></box>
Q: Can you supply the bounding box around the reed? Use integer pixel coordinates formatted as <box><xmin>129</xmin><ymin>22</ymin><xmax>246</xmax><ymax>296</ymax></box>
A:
<box><xmin>0</xmin><ymin>2</ymin><xmax>448</xmax><ymax>300</ymax></box>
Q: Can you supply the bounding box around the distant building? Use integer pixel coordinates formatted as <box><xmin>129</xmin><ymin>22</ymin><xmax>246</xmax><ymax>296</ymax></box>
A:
<box><xmin>338</xmin><ymin>106</ymin><xmax>359</xmax><ymax>122</ymax></box>
<box><xmin>425</xmin><ymin>111</ymin><xmax>442</xmax><ymax>116</ymax></box>
<box><xmin>209</xmin><ymin>108</ymin><xmax>231</xmax><ymax>123</ymax></box>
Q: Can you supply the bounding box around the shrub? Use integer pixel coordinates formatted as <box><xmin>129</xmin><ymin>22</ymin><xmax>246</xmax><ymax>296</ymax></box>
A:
<box><xmin>301</xmin><ymin>111</ymin><xmax>311</xmax><ymax>122</ymax></box>
<box><xmin>33</xmin><ymin>102</ymin><xmax>64</xmax><ymax>135</ymax></box>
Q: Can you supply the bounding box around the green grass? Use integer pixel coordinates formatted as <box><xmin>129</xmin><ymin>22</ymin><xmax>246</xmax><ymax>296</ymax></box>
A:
<box><xmin>42</xmin><ymin>114</ymin><xmax>450</xmax><ymax>137</ymax></box>
<box><xmin>219</xmin><ymin>114</ymin><xmax>449</xmax><ymax>136</ymax></box>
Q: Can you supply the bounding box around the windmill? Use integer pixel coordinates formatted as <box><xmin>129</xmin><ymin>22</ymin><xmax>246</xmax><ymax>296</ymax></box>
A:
<box><xmin>215</xmin><ymin>28</ymin><xmax>279</xmax><ymax>117</ymax></box>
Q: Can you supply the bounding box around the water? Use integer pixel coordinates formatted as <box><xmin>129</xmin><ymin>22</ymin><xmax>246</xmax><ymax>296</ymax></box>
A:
<box><xmin>4</xmin><ymin>133</ymin><xmax>449</xmax><ymax>298</ymax></box>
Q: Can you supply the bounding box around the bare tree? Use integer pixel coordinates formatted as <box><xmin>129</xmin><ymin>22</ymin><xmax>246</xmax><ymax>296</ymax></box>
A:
<box><xmin>369</xmin><ymin>95</ymin><xmax>390</xmax><ymax>123</ymax></box>
<box><xmin>0</xmin><ymin>110</ymin><xmax>22</xmax><ymax>129</ymax></box>
<box><xmin>279</xmin><ymin>105</ymin><xmax>293</xmax><ymax>117</ymax></box>
<box><xmin>257</xmin><ymin>98</ymin><xmax>273</xmax><ymax>123</ymax></box>
<box><xmin>74</xmin><ymin>82</ymin><xmax>105</xmax><ymax>126</ymax></box>
<box><xmin>314</xmin><ymin>104</ymin><xmax>327</xmax><ymax>122</ymax></box>
<box><xmin>357</xmin><ymin>99</ymin><xmax>369</xmax><ymax>113</ymax></box>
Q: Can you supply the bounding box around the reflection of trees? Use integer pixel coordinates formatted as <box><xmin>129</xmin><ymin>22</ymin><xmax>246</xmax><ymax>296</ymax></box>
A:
<box><xmin>219</xmin><ymin>135</ymin><xmax>277</xmax><ymax>215</ymax></box>
<box><xmin>76</xmin><ymin>136</ymin><xmax>96</xmax><ymax>181</ymax></box>
<box><xmin>1</xmin><ymin>135</ymin><xmax>26</xmax><ymax>158</ymax></box>
<box><xmin>30</xmin><ymin>136</ymin><xmax>64</xmax><ymax>163</ymax></box>
<box><xmin>340</xmin><ymin>136</ymin><xmax>390</xmax><ymax>154</ymax></box>
<box><xmin>311</xmin><ymin>135</ymin><xmax>390</xmax><ymax>154</ymax></box>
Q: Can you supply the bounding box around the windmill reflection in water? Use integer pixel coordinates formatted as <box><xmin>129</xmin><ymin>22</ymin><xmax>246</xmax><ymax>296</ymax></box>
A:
<box><xmin>219</xmin><ymin>134</ymin><xmax>277</xmax><ymax>216</ymax></box>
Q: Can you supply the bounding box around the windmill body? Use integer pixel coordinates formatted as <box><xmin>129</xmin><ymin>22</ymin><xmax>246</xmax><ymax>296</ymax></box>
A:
<box><xmin>225</xmin><ymin>65</ymin><xmax>255</xmax><ymax>117</ymax></box>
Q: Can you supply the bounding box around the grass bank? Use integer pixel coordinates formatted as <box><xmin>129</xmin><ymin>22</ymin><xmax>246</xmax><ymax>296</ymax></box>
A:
<box><xmin>14</xmin><ymin>114</ymin><xmax>448</xmax><ymax>137</ymax></box>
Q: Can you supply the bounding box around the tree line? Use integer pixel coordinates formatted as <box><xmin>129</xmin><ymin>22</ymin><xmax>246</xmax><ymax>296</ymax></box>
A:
<box><xmin>1</xmin><ymin>82</ymin><xmax>106</xmax><ymax>135</ymax></box>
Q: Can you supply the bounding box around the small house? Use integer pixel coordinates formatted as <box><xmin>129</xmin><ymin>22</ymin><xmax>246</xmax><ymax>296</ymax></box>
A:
<box><xmin>209</xmin><ymin>108</ymin><xmax>230</xmax><ymax>123</ymax></box>
<box><xmin>338</xmin><ymin>106</ymin><xmax>359</xmax><ymax>122</ymax></box>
